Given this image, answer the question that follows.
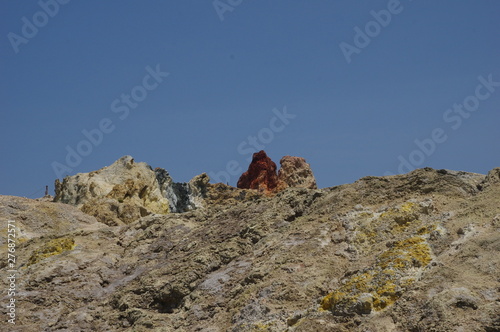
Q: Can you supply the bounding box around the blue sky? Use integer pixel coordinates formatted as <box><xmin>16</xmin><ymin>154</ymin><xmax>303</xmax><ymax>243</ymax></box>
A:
<box><xmin>1</xmin><ymin>0</ymin><xmax>499</xmax><ymax>198</ymax></box>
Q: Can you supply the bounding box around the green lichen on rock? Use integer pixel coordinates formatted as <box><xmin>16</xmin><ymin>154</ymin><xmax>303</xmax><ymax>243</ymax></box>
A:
<box><xmin>28</xmin><ymin>238</ymin><xmax>76</xmax><ymax>266</ymax></box>
<box><xmin>321</xmin><ymin>236</ymin><xmax>432</xmax><ymax>315</ymax></box>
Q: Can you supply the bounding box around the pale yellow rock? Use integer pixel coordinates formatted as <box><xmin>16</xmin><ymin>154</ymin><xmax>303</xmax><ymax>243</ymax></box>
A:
<box><xmin>277</xmin><ymin>156</ymin><xmax>317</xmax><ymax>190</ymax></box>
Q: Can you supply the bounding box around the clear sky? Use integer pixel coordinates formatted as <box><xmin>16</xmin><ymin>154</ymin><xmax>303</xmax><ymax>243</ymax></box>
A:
<box><xmin>1</xmin><ymin>0</ymin><xmax>499</xmax><ymax>198</ymax></box>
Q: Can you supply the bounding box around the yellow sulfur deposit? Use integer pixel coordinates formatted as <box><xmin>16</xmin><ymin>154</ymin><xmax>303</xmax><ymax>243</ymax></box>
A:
<box><xmin>28</xmin><ymin>238</ymin><xmax>76</xmax><ymax>266</ymax></box>
<box><xmin>321</xmin><ymin>235</ymin><xmax>432</xmax><ymax>314</ymax></box>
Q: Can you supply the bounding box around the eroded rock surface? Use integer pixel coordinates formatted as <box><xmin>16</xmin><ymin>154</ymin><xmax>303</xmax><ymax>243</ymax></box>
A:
<box><xmin>54</xmin><ymin>156</ymin><xmax>208</xmax><ymax>225</ymax></box>
<box><xmin>1</xmin><ymin>164</ymin><xmax>499</xmax><ymax>332</ymax></box>
<box><xmin>277</xmin><ymin>156</ymin><xmax>317</xmax><ymax>190</ymax></box>
<box><xmin>237</xmin><ymin>151</ymin><xmax>317</xmax><ymax>194</ymax></box>
<box><xmin>237</xmin><ymin>150</ymin><xmax>279</xmax><ymax>194</ymax></box>
<box><xmin>0</xmin><ymin>195</ymin><xmax>104</xmax><ymax>241</ymax></box>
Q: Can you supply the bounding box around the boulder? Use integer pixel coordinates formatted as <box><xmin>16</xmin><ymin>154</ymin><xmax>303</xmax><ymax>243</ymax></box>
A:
<box><xmin>277</xmin><ymin>156</ymin><xmax>317</xmax><ymax>190</ymax></box>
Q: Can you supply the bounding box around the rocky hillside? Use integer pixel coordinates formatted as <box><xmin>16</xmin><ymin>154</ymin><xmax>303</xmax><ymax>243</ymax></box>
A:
<box><xmin>1</xmin><ymin>154</ymin><xmax>499</xmax><ymax>331</ymax></box>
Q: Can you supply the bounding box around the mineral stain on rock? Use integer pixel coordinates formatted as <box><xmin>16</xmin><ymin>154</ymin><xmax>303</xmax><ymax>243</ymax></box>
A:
<box><xmin>321</xmin><ymin>235</ymin><xmax>432</xmax><ymax>315</ymax></box>
<box><xmin>237</xmin><ymin>150</ymin><xmax>317</xmax><ymax>194</ymax></box>
<box><xmin>237</xmin><ymin>150</ymin><xmax>279</xmax><ymax>194</ymax></box>
<box><xmin>27</xmin><ymin>237</ymin><xmax>76</xmax><ymax>266</ymax></box>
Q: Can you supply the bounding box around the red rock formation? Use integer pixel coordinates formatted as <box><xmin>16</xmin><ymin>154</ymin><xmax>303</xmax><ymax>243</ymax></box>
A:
<box><xmin>237</xmin><ymin>150</ymin><xmax>279</xmax><ymax>194</ymax></box>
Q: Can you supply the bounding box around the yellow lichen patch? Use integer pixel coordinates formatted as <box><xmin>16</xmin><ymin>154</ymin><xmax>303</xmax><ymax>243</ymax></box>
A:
<box><xmin>378</xmin><ymin>236</ymin><xmax>432</xmax><ymax>269</ymax></box>
<box><xmin>351</xmin><ymin>201</ymin><xmax>438</xmax><ymax>255</ymax></box>
<box><xmin>400</xmin><ymin>202</ymin><xmax>417</xmax><ymax>212</ymax></box>
<box><xmin>372</xmin><ymin>281</ymin><xmax>398</xmax><ymax>310</ymax></box>
<box><xmin>322</xmin><ymin>200</ymin><xmax>437</xmax><ymax>315</ymax></box>
<box><xmin>400</xmin><ymin>277</ymin><xmax>415</xmax><ymax>287</ymax></box>
<box><xmin>380</xmin><ymin>202</ymin><xmax>420</xmax><ymax>226</ymax></box>
<box><xmin>321</xmin><ymin>291</ymin><xmax>341</xmax><ymax>311</ymax></box>
<box><xmin>321</xmin><ymin>236</ymin><xmax>432</xmax><ymax>314</ymax></box>
<box><xmin>28</xmin><ymin>238</ymin><xmax>75</xmax><ymax>266</ymax></box>
<box><xmin>354</xmin><ymin>230</ymin><xmax>377</xmax><ymax>245</ymax></box>
<box><xmin>344</xmin><ymin>272</ymin><xmax>374</xmax><ymax>293</ymax></box>
<box><xmin>417</xmin><ymin>224</ymin><xmax>436</xmax><ymax>235</ymax></box>
<box><xmin>321</xmin><ymin>272</ymin><xmax>374</xmax><ymax>311</ymax></box>
<box><xmin>381</xmin><ymin>269</ymin><xmax>396</xmax><ymax>276</ymax></box>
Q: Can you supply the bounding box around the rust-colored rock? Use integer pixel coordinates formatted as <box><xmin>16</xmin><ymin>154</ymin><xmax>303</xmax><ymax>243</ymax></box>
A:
<box><xmin>237</xmin><ymin>150</ymin><xmax>279</xmax><ymax>194</ymax></box>
<box><xmin>237</xmin><ymin>151</ymin><xmax>318</xmax><ymax>194</ymax></box>
<box><xmin>277</xmin><ymin>156</ymin><xmax>317</xmax><ymax>190</ymax></box>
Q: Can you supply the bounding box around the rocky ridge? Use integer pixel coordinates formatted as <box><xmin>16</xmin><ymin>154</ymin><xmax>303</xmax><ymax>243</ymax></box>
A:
<box><xmin>0</xmin><ymin>157</ymin><xmax>499</xmax><ymax>331</ymax></box>
<box><xmin>54</xmin><ymin>156</ymin><xmax>208</xmax><ymax>226</ymax></box>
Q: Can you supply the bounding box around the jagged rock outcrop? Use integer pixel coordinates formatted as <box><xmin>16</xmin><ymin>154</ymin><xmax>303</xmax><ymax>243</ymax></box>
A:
<box><xmin>54</xmin><ymin>156</ymin><xmax>208</xmax><ymax>225</ymax></box>
<box><xmin>155</xmin><ymin>169</ymin><xmax>209</xmax><ymax>213</ymax></box>
<box><xmin>1</xmin><ymin>164</ymin><xmax>499</xmax><ymax>331</ymax></box>
<box><xmin>277</xmin><ymin>156</ymin><xmax>317</xmax><ymax>190</ymax></box>
<box><xmin>237</xmin><ymin>151</ymin><xmax>317</xmax><ymax>194</ymax></box>
<box><xmin>237</xmin><ymin>150</ymin><xmax>279</xmax><ymax>194</ymax></box>
<box><xmin>480</xmin><ymin>167</ymin><xmax>500</xmax><ymax>190</ymax></box>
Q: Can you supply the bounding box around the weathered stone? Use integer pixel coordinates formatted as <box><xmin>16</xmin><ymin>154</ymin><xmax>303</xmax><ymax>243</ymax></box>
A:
<box><xmin>480</xmin><ymin>167</ymin><xmax>500</xmax><ymax>190</ymax></box>
<box><xmin>54</xmin><ymin>156</ymin><xmax>170</xmax><ymax>212</ymax></box>
<box><xmin>54</xmin><ymin>156</ymin><xmax>209</xmax><ymax>224</ymax></box>
<box><xmin>0</xmin><ymin>195</ymin><xmax>104</xmax><ymax>241</ymax></box>
<box><xmin>237</xmin><ymin>151</ymin><xmax>317</xmax><ymax>194</ymax></box>
<box><xmin>237</xmin><ymin>150</ymin><xmax>279</xmax><ymax>194</ymax></box>
<box><xmin>155</xmin><ymin>168</ymin><xmax>209</xmax><ymax>213</ymax></box>
<box><xmin>277</xmin><ymin>155</ymin><xmax>317</xmax><ymax>190</ymax></box>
